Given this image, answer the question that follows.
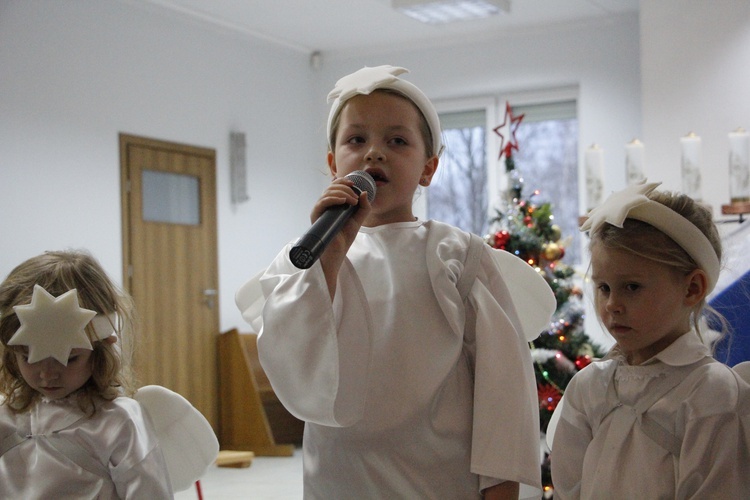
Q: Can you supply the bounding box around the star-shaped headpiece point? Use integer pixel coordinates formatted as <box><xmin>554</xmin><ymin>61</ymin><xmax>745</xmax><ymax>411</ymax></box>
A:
<box><xmin>580</xmin><ymin>181</ymin><xmax>661</xmax><ymax>233</ymax></box>
<box><xmin>9</xmin><ymin>285</ymin><xmax>98</xmax><ymax>365</ymax></box>
<box><xmin>327</xmin><ymin>65</ymin><xmax>408</xmax><ymax>104</ymax></box>
<box><xmin>326</xmin><ymin>65</ymin><xmax>443</xmax><ymax>156</ymax></box>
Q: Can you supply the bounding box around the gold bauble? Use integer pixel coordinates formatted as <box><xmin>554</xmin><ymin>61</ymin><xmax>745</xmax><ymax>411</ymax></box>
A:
<box><xmin>543</xmin><ymin>242</ymin><xmax>562</xmax><ymax>261</ymax></box>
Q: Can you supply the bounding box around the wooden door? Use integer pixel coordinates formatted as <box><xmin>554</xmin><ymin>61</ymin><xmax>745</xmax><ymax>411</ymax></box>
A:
<box><xmin>119</xmin><ymin>133</ymin><xmax>219</xmax><ymax>430</ymax></box>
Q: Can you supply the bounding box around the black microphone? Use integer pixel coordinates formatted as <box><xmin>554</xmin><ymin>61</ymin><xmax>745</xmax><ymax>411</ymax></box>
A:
<box><xmin>289</xmin><ymin>170</ymin><xmax>376</xmax><ymax>269</ymax></box>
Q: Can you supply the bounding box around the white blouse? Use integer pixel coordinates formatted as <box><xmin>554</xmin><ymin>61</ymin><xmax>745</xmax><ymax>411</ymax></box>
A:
<box><xmin>0</xmin><ymin>395</ymin><xmax>172</xmax><ymax>499</ymax></box>
<box><xmin>551</xmin><ymin>332</ymin><xmax>750</xmax><ymax>499</ymax></box>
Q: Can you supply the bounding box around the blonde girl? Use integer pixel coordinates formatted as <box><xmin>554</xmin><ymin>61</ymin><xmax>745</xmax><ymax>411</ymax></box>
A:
<box><xmin>0</xmin><ymin>250</ymin><xmax>172</xmax><ymax>498</ymax></box>
<box><xmin>551</xmin><ymin>182</ymin><xmax>750</xmax><ymax>498</ymax></box>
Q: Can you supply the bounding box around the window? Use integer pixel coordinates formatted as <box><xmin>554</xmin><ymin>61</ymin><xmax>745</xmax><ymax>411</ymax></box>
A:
<box><xmin>427</xmin><ymin>109</ymin><xmax>489</xmax><ymax>235</ymax></box>
<box><xmin>427</xmin><ymin>93</ymin><xmax>581</xmax><ymax>264</ymax></box>
<box><xmin>142</xmin><ymin>169</ymin><xmax>201</xmax><ymax>225</ymax></box>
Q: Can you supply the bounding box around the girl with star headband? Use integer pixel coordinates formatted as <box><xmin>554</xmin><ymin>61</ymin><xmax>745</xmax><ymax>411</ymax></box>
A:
<box><xmin>0</xmin><ymin>250</ymin><xmax>217</xmax><ymax>498</ymax></box>
<box><xmin>237</xmin><ymin>65</ymin><xmax>555</xmax><ymax>499</ymax></box>
<box><xmin>0</xmin><ymin>251</ymin><xmax>135</xmax><ymax>414</ymax></box>
<box><xmin>550</xmin><ymin>182</ymin><xmax>750</xmax><ymax>498</ymax></box>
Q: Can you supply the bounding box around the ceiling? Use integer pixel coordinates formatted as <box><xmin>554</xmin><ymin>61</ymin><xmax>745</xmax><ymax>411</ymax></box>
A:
<box><xmin>137</xmin><ymin>0</ymin><xmax>640</xmax><ymax>56</ymax></box>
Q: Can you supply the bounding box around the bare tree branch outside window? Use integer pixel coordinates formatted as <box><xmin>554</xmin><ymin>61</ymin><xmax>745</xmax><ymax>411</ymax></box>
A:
<box><xmin>514</xmin><ymin>119</ymin><xmax>581</xmax><ymax>264</ymax></box>
<box><xmin>427</xmin><ymin>110</ymin><xmax>581</xmax><ymax>264</ymax></box>
<box><xmin>428</xmin><ymin>126</ymin><xmax>488</xmax><ymax>235</ymax></box>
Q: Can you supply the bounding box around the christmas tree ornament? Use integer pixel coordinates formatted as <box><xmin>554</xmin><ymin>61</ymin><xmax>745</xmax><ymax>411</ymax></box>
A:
<box><xmin>575</xmin><ymin>355</ymin><xmax>593</xmax><ymax>369</ymax></box>
<box><xmin>537</xmin><ymin>384</ymin><xmax>563</xmax><ymax>412</ymax></box>
<box><xmin>493</xmin><ymin>101</ymin><xmax>525</xmax><ymax>160</ymax></box>
<box><xmin>492</xmin><ymin>230</ymin><xmax>510</xmax><ymax>249</ymax></box>
<box><xmin>549</xmin><ymin>224</ymin><xmax>562</xmax><ymax>242</ymax></box>
<box><xmin>542</xmin><ymin>242</ymin><xmax>562</xmax><ymax>261</ymax></box>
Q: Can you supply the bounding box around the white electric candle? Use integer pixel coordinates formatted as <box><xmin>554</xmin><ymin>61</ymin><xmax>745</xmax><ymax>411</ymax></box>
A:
<box><xmin>680</xmin><ymin>132</ymin><xmax>702</xmax><ymax>201</ymax></box>
<box><xmin>625</xmin><ymin>139</ymin><xmax>645</xmax><ymax>185</ymax></box>
<box><xmin>728</xmin><ymin>127</ymin><xmax>750</xmax><ymax>203</ymax></box>
<box><xmin>585</xmin><ymin>144</ymin><xmax>604</xmax><ymax>211</ymax></box>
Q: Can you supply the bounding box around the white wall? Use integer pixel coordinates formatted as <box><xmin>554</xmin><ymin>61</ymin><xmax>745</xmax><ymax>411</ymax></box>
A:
<box><xmin>0</xmin><ymin>0</ymin><xmax>326</xmax><ymax>332</ymax></box>
<box><xmin>636</xmin><ymin>0</ymin><xmax>750</xmax><ymax>350</ymax></box>
<box><xmin>641</xmin><ymin>0</ymin><xmax>750</xmax><ymax>212</ymax></box>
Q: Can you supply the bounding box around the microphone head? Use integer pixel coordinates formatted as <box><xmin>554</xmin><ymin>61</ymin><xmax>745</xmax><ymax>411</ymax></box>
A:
<box><xmin>346</xmin><ymin>170</ymin><xmax>376</xmax><ymax>203</ymax></box>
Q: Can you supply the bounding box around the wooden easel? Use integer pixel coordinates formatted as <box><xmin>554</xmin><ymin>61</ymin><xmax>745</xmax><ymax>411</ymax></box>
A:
<box><xmin>217</xmin><ymin>329</ymin><xmax>302</xmax><ymax>456</ymax></box>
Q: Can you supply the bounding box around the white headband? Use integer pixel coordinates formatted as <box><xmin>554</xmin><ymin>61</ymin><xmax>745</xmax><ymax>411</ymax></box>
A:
<box><xmin>580</xmin><ymin>181</ymin><xmax>720</xmax><ymax>293</ymax></box>
<box><xmin>326</xmin><ymin>65</ymin><xmax>443</xmax><ymax>157</ymax></box>
<box><xmin>8</xmin><ymin>284</ymin><xmax>117</xmax><ymax>365</ymax></box>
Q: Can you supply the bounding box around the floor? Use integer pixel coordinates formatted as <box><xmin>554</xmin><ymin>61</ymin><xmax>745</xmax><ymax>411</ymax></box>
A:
<box><xmin>175</xmin><ymin>448</ymin><xmax>303</xmax><ymax>500</ymax></box>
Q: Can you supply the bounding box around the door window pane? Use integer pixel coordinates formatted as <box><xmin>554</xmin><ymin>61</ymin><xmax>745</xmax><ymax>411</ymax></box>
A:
<box><xmin>142</xmin><ymin>169</ymin><xmax>200</xmax><ymax>225</ymax></box>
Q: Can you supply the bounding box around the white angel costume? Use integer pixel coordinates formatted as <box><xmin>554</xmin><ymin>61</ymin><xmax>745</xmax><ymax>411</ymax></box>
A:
<box><xmin>0</xmin><ymin>386</ymin><xmax>218</xmax><ymax>499</ymax></box>
<box><xmin>550</xmin><ymin>181</ymin><xmax>750</xmax><ymax>498</ymax></box>
<box><xmin>237</xmin><ymin>220</ymin><xmax>556</xmax><ymax>499</ymax></box>
<box><xmin>551</xmin><ymin>332</ymin><xmax>750</xmax><ymax>499</ymax></box>
<box><xmin>0</xmin><ymin>395</ymin><xmax>172</xmax><ymax>499</ymax></box>
<box><xmin>0</xmin><ymin>285</ymin><xmax>219</xmax><ymax>499</ymax></box>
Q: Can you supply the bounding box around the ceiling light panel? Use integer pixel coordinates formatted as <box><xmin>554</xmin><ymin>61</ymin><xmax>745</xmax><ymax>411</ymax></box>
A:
<box><xmin>392</xmin><ymin>0</ymin><xmax>511</xmax><ymax>24</ymax></box>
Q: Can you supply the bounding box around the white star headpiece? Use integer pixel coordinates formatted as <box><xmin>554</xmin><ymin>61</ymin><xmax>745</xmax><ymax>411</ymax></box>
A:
<box><xmin>326</xmin><ymin>65</ymin><xmax>443</xmax><ymax>156</ymax></box>
<box><xmin>580</xmin><ymin>180</ymin><xmax>721</xmax><ymax>293</ymax></box>
<box><xmin>8</xmin><ymin>285</ymin><xmax>116</xmax><ymax>365</ymax></box>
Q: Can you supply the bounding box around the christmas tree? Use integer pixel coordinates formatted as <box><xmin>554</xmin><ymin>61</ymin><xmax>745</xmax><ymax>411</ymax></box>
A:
<box><xmin>489</xmin><ymin>104</ymin><xmax>606</xmax><ymax>497</ymax></box>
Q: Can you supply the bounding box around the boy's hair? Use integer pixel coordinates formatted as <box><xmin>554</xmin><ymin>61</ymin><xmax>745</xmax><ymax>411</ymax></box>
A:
<box><xmin>328</xmin><ymin>88</ymin><xmax>435</xmax><ymax>159</ymax></box>
<box><xmin>326</xmin><ymin>65</ymin><xmax>443</xmax><ymax>158</ymax></box>
<box><xmin>590</xmin><ymin>190</ymin><xmax>723</xmax><ymax>337</ymax></box>
<box><xmin>0</xmin><ymin>250</ymin><xmax>137</xmax><ymax>415</ymax></box>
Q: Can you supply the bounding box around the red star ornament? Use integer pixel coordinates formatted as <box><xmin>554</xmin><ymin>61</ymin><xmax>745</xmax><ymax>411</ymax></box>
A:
<box><xmin>493</xmin><ymin>101</ymin><xmax>525</xmax><ymax>160</ymax></box>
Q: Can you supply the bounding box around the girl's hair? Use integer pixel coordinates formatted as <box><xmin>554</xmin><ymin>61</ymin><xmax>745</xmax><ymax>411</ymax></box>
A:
<box><xmin>589</xmin><ymin>190</ymin><xmax>724</xmax><ymax>338</ymax></box>
<box><xmin>0</xmin><ymin>250</ymin><xmax>137</xmax><ymax>415</ymax></box>
<box><xmin>328</xmin><ymin>88</ymin><xmax>435</xmax><ymax>158</ymax></box>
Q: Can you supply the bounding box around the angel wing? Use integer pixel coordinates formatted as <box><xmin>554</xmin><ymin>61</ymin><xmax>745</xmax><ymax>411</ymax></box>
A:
<box><xmin>135</xmin><ymin>385</ymin><xmax>219</xmax><ymax>492</ymax></box>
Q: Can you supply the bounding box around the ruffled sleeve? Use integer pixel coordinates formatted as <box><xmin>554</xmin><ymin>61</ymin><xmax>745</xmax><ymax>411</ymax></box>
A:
<box><xmin>236</xmin><ymin>245</ymin><xmax>371</xmax><ymax>427</ymax></box>
<box><xmin>103</xmin><ymin>399</ymin><xmax>174</xmax><ymax>499</ymax></box>
<box><xmin>426</xmin><ymin>220</ymin><xmax>555</xmax><ymax>343</ymax></box>
<box><xmin>676</xmin><ymin>367</ymin><xmax>750</xmax><ymax>497</ymax></box>
<box><xmin>549</xmin><ymin>362</ymin><xmax>608</xmax><ymax>499</ymax></box>
<box><xmin>426</xmin><ymin>221</ymin><xmax>556</xmax><ymax>497</ymax></box>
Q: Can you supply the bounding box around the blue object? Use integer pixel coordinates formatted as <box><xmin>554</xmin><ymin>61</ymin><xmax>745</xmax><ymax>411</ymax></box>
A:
<box><xmin>711</xmin><ymin>269</ymin><xmax>750</xmax><ymax>366</ymax></box>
